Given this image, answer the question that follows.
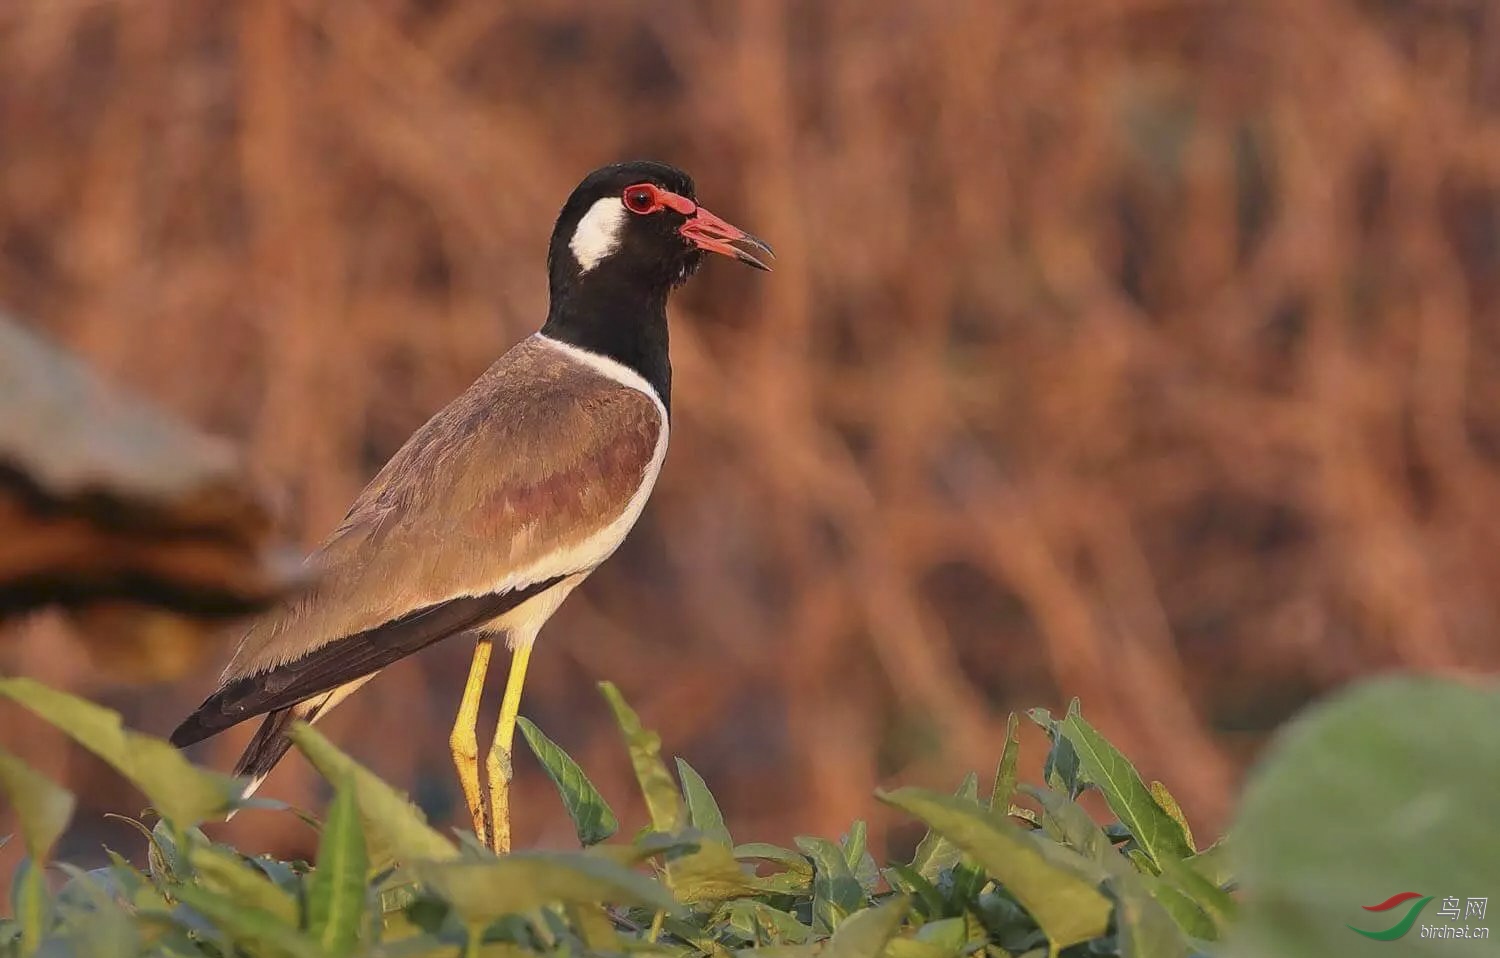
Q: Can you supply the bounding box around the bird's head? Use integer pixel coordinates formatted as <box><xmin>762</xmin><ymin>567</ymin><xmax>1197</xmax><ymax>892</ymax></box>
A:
<box><xmin>547</xmin><ymin>160</ymin><xmax>774</xmax><ymax>294</ymax></box>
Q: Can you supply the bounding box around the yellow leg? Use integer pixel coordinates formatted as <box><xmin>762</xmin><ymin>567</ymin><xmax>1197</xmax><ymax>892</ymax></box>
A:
<box><xmin>449</xmin><ymin>636</ymin><xmax>493</xmax><ymax>846</ymax></box>
<box><xmin>484</xmin><ymin>639</ymin><xmax>534</xmax><ymax>854</ymax></box>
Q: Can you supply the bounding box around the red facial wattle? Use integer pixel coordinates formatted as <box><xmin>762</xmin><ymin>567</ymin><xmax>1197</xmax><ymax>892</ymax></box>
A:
<box><xmin>621</xmin><ymin>182</ymin><xmax>775</xmax><ymax>271</ymax></box>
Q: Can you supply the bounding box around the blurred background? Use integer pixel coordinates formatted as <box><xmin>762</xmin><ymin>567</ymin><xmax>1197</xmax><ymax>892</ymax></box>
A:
<box><xmin>4</xmin><ymin>0</ymin><xmax>1500</xmax><ymax>884</ymax></box>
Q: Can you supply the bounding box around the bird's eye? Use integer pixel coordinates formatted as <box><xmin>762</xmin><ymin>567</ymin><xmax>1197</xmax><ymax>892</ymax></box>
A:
<box><xmin>623</xmin><ymin>184</ymin><xmax>659</xmax><ymax>214</ymax></box>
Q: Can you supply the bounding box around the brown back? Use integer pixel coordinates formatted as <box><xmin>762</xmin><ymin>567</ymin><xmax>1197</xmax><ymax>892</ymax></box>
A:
<box><xmin>221</xmin><ymin>336</ymin><xmax>663</xmax><ymax>680</ymax></box>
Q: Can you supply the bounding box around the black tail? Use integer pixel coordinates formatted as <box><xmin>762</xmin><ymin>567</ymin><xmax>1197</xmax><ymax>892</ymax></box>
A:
<box><xmin>169</xmin><ymin>579</ymin><xmax>560</xmax><ymax>749</ymax></box>
<box><xmin>233</xmin><ymin>707</ymin><xmax>298</xmax><ymax>781</ymax></box>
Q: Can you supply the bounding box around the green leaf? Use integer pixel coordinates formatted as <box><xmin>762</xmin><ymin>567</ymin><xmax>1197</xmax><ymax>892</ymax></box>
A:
<box><xmin>518</xmin><ymin>717</ymin><xmax>618</xmax><ymax>846</ymax></box>
<box><xmin>286</xmin><ymin>722</ymin><xmax>455</xmax><ymax>867</ymax></box>
<box><xmin>734</xmin><ymin>843</ymin><xmax>813</xmax><ymax>877</ymax></box>
<box><xmin>722</xmin><ymin>899</ymin><xmax>813</xmax><ymax>945</ymax></box>
<box><xmin>171</xmin><ymin>884</ymin><xmax>322</xmax><ymax>958</ymax></box>
<box><xmin>734</xmin><ymin>842</ymin><xmax>812</xmax><ymax>895</ymax></box>
<box><xmin>731</xmin><ymin>947</ymin><xmax>819</xmax><ymax>958</ymax></box>
<box><xmin>53</xmin><ymin>863</ymin><xmax>139</xmax><ymax>958</ymax></box>
<box><xmin>839</xmin><ymin>820</ymin><xmax>880</xmax><ymax>894</ymax></box>
<box><xmin>989</xmin><ymin>713</ymin><xmax>1022</xmax><ymax>813</ymax></box>
<box><xmin>0</xmin><ymin>678</ymin><xmax>239</xmax><ymax>825</ymax></box>
<box><xmin>1022</xmin><ymin>786</ymin><xmax>1194</xmax><ymax>953</ymax></box>
<box><xmin>587</xmin><ymin>831</ymin><xmax>697</xmax><ymax>869</ymax></box>
<box><xmin>188</xmin><ymin>845</ymin><xmax>299</xmax><ymax>924</ymax></box>
<box><xmin>1231</xmin><ymin>676</ymin><xmax>1500</xmax><ymax>958</ymax></box>
<box><xmin>306</xmin><ymin>778</ymin><xmax>368</xmax><ymax>956</ymax></box>
<box><xmin>566</xmin><ymin>902</ymin><xmax>622</xmax><ymax>951</ymax></box>
<box><xmin>824</xmin><ymin>896</ymin><xmax>910</xmax><ymax>958</ymax></box>
<box><xmin>886</xmin><ymin>915</ymin><xmax>969</xmax><ymax>958</ymax></box>
<box><xmin>1149</xmin><ymin>781</ymin><xmax>1196</xmax><ymax>853</ymax></box>
<box><xmin>910</xmin><ymin>772</ymin><xmax>980</xmax><ymax>881</ymax></box>
<box><xmin>914</xmin><ymin>915</ymin><xmax>968</xmax><ymax>949</ymax></box>
<box><xmin>147</xmin><ymin>818</ymin><xmax>183</xmax><ymax>882</ymax></box>
<box><xmin>1185</xmin><ymin>837</ymin><xmax>1232</xmax><ymax>889</ymax></box>
<box><xmin>1059</xmin><ymin>713</ymin><xmax>1192</xmax><ymax>869</ymax></box>
<box><xmin>1021</xmin><ymin>784</ymin><xmax>1111</xmax><ymax>870</ymax></box>
<box><xmin>675</xmin><ymin>758</ymin><xmax>731</xmax><ymax>848</ymax></box>
<box><xmin>412</xmin><ymin>851</ymin><xmax>679</xmax><ymax>925</ymax></box>
<box><xmin>1027</xmin><ymin>705</ymin><xmax>1084</xmax><ymax>796</ymax></box>
<box><xmin>1113</xmin><ymin>874</ymin><xmax>1192</xmax><ymax>958</ymax></box>
<box><xmin>879</xmin><ymin>787</ymin><xmax>1111</xmax><ymax>950</ymax></box>
<box><xmin>665</xmin><ymin>835</ymin><xmax>769</xmax><ymax>903</ymax></box>
<box><xmin>13</xmin><ymin>857</ymin><xmax>49</xmax><ymax>957</ymax></box>
<box><xmin>0</xmin><ymin>750</ymin><xmax>74</xmax><ymax>861</ymax></box>
<box><xmin>884</xmin><ymin>863</ymin><xmax>946</xmax><ymax>919</ymax></box>
<box><xmin>1146</xmin><ymin>878</ymin><xmax>1217</xmax><ymax>941</ymax></box>
<box><xmin>884</xmin><ymin>939</ymin><xmax>958</xmax><ymax>958</ymax></box>
<box><xmin>1160</xmin><ymin>859</ymin><xmax>1236</xmax><ymax>935</ymax></box>
<box><xmin>599</xmin><ymin>682</ymin><xmax>684</xmax><ymax>833</ymax></box>
<box><xmin>796</xmin><ymin>836</ymin><xmax>865</xmax><ymax>934</ymax></box>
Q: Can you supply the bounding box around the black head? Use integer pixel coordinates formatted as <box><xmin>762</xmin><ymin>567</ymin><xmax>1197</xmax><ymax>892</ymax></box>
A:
<box><xmin>546</xmin><ymin>160</ymin><xmax>773</xmax><ymax>297</ymax></box>
<box><xmin>541</xmin><ymin>160</ymin><xmax>773</xmax><ymax>410</ymax></box>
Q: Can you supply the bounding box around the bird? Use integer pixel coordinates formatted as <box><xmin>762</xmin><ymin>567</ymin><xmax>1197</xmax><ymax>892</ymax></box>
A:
<box><xmin>171</xmin><ymin>160</ymin><xmax>772</xmax><ymax>852</ymax></box>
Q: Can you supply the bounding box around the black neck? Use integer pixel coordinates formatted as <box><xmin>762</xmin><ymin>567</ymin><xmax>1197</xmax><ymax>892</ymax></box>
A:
<box><xmin>541</xmin><ymin>273</ymin><xmax>672</xmax><ymax>413</ymax></box>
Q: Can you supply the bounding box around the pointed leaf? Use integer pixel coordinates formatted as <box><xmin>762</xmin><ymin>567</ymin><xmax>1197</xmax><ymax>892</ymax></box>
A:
<box><xmin>734</xmin><ymin>843</ymin><xmax>813</xmax><ymax>877</ymax></box>
<box><xmin>1021</xmin><ymin>785</ymin><xmax>1111</xmax><ymax>869</ymax></box>
<box><xmin>989</xmin><ymin>714</ymin><xmax>1022</xmax><ymax>813</ymax></box>
<box><xmin>884</xmin><ymin>863</ymin><xmax>946</xmax><ymax>919</ymax></box>
<box><xmin>1159</xmin><ymin>859</ymin><xmax>1236</xmax><ymax>936</ymax></box>
<box><xmin>599</xmin><ymin>682</ymin><xmax>684</xmax><ymax>832</ymax></box>
<box><xmin>587</xmin><ymin>831</ymin><xmax>697</xmax><ymax>868</ymax></box>
<box><xmin>795</xmin><ymin>836</ymin><xmax>864</xmax><ymax>934</ymax></box>
<box><xmin>736</xmin><ymin>842</ymin><xmax>812</xmax><ymax>894</ymax></box>
<box><xmin>675</xmin><ymin>758</ymin><xmax>731</xmax><ymax>848</ymax></box>
<box><xmin>413</xmin><ymin>851</ymin><xmax>679</xmax><ymax>925</ymax></box>
<box><xmin>147</xmin><ymin>818</ymin><xmax>184</xmax><ymax>882</ymax></box>
<box><xmin>53</xmin><ymin>863</ymin><xmax>139</xmax><ymax>958</ymax></box>
<box><xmin>666</xmin><ymin>836</ymin><xmax>770</xmax><ymax>902</ymax></box>
<box><xmin>1059</xmin><ymin>713</ymin><xmax>1192</xmax><ymax>869</ymax></box>
<box><xmin>879</xmin><ymin>787</ymin><xmax>1111</xmax><ymax>950</ymax></box>
<box><xmin>1146</xmin><ymin>878</ymin><xmax>1217</xmax><ymax>940</ymax></box>
<box><xmin>287</xmin><ymin>722</ymin><xmax>455</xmax><ymax>867</ymax></box>
<box><xmin>566</xmin><ymin>902</ymin><xmax>622</xmax><ymax>951</ymax></box>
<box><xmin>518</xmin><ymin>717</ymin><xmax>618</xmax><ymax>846</ymax></box>
<box><xmin>1149</xmin><ymin>781</ymin><xmax>1196</xmax><ymax>853</ymax></box>
<box><xmin>188</xmin><ymin>846</ymin><xmax>299</xmax><ymax>924</ymax></box>
<box><xmin>13</xmin><ymin>857</ymin><xmax>49</xmax><ymax>957</ymax></box>
<box><xmin>0</xmin><ymin>678</ymin><xmax>238</xmax><ymax>825</ymax></box>
<box><xmin>1185</xmin><ymin>837</ymin><xmax>1232</xmax><ymax>889</ymax></box>
<box><xmin>171</xmin><ymin>884</ymin><xmax>321</xmax><ymax>958</ymax></box>
<box><xmin>839</xmin><ymin>820</ymin><xmax>880</xmax><ymax>894</ymax></box>
<box><xmin>731</xmin><ymin>947</ymin><xmax>820</xmax><ymax>958</ymax></box>
<box><xmin>0</xmin><ymin>750</ymin><xmax>74</xmax><ymax>861</ymax></box>
<box><xmin>824</xmin><ymin>896</ymin><xmax>910</xmax><ymax>958</ymax></box>
<box><xmin>723</xmin><ymin>899</ymin><xmax>814</xmax><ymax>945</ymax></box>
<box><xmin>1112</xmin><ymin>873</ymin><xmax>1192</xmax><ymax>958</ymax></box>
<box><xmin>307</xmin><ymin>778</ymin><xmax>368</xmax><ymax>956</ymax></box>
<box><xmin>910</xmin><ymin>772</ymin><xmax>979</xmax><ymax>881</ymax></box>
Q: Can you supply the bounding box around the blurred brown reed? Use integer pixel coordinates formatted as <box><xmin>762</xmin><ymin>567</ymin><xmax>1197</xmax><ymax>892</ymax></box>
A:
<box><xmin>3</xmin><ymin>0</ymin><xmax>1499</xmax><ymax>882</ymax></box>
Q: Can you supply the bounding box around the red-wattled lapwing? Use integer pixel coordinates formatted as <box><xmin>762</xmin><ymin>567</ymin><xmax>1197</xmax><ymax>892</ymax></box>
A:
<box><xmin>172</xmin><ymin>161</ymin><xmax>772</xmax><ymax>852</ymax></box>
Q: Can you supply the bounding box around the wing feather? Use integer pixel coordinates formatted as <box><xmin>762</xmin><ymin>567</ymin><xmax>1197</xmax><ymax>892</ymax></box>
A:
<box><xmin>171</xmin><ymin>336</ymin><xmax>665</xmax><ymax>747</ymax></box>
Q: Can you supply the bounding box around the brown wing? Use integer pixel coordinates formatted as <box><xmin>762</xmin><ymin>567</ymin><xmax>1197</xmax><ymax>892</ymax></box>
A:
<box><xmin>171</xmin><ymin>336</ymin><xmax>663</xmax><ymax>745</ymax></box>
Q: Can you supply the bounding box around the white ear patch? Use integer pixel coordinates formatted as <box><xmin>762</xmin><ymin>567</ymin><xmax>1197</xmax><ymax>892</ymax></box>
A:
<box><xmin>569</xmin><ymin>197</ymin><xmax>627</xmax><ymax>273</ymax></box>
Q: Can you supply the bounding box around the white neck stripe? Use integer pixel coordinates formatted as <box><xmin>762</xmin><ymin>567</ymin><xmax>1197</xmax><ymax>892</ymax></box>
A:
<box><xmin>535</xmin><ymin>333</ymin><xmax>667</xmax><ymax>417</ymax></box>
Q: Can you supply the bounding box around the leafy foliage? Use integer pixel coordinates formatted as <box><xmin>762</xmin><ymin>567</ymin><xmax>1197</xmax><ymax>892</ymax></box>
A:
<box><xmin>15</xmin><ymin>675</ymin><xmax>1480</xmax><ymax>957</ymax></box>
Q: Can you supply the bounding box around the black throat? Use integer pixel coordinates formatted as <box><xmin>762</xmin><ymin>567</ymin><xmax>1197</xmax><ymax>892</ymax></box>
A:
<box><xmin>541</xmin><ymin>266</ymin><xmax>673</xmax><ymax>413</ymax></box>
